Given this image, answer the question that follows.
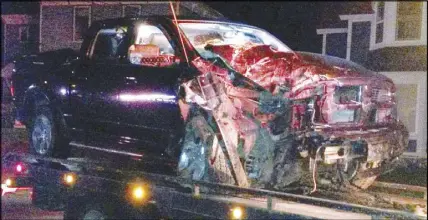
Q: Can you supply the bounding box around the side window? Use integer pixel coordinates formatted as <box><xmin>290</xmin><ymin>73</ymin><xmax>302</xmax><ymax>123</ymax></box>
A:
<box><xmin>128</xmin><ymin>24</ymin><xmax>176</xmax><ymax>67</ymax></box>
<box><xmin>90</xmin><ymin>27</ymin><xmax>129</xmax><ymax>62</ymax></box>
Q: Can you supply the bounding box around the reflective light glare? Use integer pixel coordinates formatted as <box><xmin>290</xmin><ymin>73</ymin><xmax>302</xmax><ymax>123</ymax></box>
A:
<box><xmin>133</xmin><ymin>186</ymin><xmax>145</xmax><ymax>200</ymax></box>
<box><xmin>16</xmin><ymin>164</ymin><xmax>23</xmax><ymax>172</ymax></box>
<box><xmin>231</xmin><ymin>207</ymin><xmax>244</xmax><ymax>219</ymax></box>
<box><xmin>63</xmin><ymin>173</ymin><xmax>76</xmax><ymax>185</ymax></box>
<box><xmin>60</xmin><ymin>88</ymin><xmax>67</xmax><ymax>95</ymax></box>
<box><xmin>118</xmin><ymin>93</ymin><xmax>176</xmax><ymax>103</ymax></box>
<box><xmin>5</xmin><ymin>178</ymin><xmax>12</xmax><ymax>187</ymax></box>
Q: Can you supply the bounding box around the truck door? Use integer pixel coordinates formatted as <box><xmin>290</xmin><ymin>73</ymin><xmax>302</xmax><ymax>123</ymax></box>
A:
<box><xmin>69</xmin><ymin>22</ymin><xmax>184</xmax><ymax>170</ymax></box>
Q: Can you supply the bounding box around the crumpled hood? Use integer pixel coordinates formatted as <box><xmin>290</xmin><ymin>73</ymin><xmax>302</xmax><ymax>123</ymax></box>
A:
<box><xmin>295</xmin><ymin>51</ymin><xmax>390</xmax><ymax>81</ymax></box>
<box><xmin>203</xmin><ymin>44</ymin><xmax>393</xmax><ymax>94</ymax></box>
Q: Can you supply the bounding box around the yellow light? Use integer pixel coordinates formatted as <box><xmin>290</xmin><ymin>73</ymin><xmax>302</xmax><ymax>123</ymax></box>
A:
<box><xmin>63</xmin><ymin>173</ymin><xmax>76</xmax><ymax>185</ymax></box>
<box><xmin>231</xmin><ymin>206</ymin><xmax>244</xmax><ymax>219</ymax></box>
<box><xmin>5</xmin><ymin>178</ymin><xmax>13</xmax><ymax>187</ymax></box>
<box><xmin>133</xmin><ymin>186</ymin><xmax>145</xmax><ymax>200</ymax></box>
<box><xmin>127</xmin><ymin>181</ymin><xmax>151</xmax><ymax>205</ymax></box>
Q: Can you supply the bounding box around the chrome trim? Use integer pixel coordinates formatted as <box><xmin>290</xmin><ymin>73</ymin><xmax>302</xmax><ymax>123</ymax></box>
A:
<box><xmin>69</xmin><ymin>141</ymin><xmax>143</xmax><ymax>157</ymax></box>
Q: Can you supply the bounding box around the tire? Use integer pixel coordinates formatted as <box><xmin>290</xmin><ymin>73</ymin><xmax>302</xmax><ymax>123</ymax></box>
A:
<box><xmin>178</xmin><ymin>115</ymin><xmax>235</xmax><ymax>185</ymax></box>
<box><xmin>64</xmin><ymin>196</ymin><xmax>160</xmax><ymax>220</ymax></box>
<box><xmin>27</xmin><ymin>106</ymin><xmax>70</xmax><ymax>158</ymax></box>
<box><xmin>64</xmin><ymin>201</ymin><xmax>111</xmax><ymax>220</ymax></box>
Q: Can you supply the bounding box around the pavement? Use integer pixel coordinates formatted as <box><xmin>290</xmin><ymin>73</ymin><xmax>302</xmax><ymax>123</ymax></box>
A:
<box><xmin>1</xmin><ymin>190</ymin><xmax>63</xmax><ymax>220</ymax></box>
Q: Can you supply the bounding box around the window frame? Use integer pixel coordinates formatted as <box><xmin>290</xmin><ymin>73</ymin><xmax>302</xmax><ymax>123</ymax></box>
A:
<box><xmin>129</xmin><ymin>22</ymin><xmax>178</xmax><ymax>66</ymax></box>
<box><xmin>374</xmin><ymin>1</ymin><xmax>385</xmax><ymax>44</ymax></box>
<box><xmin>73</xmin><ymin>6</ymin><xmax>91</xmax><ymax>43</ymax></box>
<box><xmin>18</xmin><ymin>26</ymin><xmax>30</xmax><ymax>43</ymax></box>
<box><xmin>370</xmin><ymin>1</ymin><xmax>427</xmax><ymax>50</ymax></box>
<box><xmin>380</xmin><ymin>71</ymin><xmax>427</xmax><ymax>158</ymax></box>
<box><xmin>88</xmin><ymin>27</ymin><xmax>131</xmax><ymax>63</ymax></box>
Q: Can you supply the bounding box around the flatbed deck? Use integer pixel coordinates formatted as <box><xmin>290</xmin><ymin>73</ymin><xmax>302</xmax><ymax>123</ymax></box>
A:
<box><xmin>2</xmin><ymin>152</ymin><xmax>422</xmax><ymax>219</ymax></box>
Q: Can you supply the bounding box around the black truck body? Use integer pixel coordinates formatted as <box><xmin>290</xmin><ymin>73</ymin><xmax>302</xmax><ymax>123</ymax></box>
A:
<box><xmin>11</xmin><ymin>17</ymin><xmax>190</xmax><ymax>170</ymax></box>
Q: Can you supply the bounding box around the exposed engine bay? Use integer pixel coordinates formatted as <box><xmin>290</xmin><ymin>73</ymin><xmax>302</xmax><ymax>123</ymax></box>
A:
<box><xmin>176</xmin><ymin>22</ymin><xmax>408</xmax><ymax>191</ymax></box>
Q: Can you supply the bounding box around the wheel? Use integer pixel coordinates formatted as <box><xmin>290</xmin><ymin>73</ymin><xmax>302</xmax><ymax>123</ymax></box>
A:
<box><xmin>64</xmin><ymin>201</ymin><xmax>111</xmax><ymax>220</ymax></box>
<box><xmin>64</xmin><ymin>196</ymin><xmax>160</xmax><ymax>220</ymax></box>
<box><xmin>82</xmin><ymin>209</ymin><xmax>106</xmax><ymax>220</ymax></box>
<box><xmin>27</xmin><ymin>106</ymin><xmax>70</xmax><ymax>158</ymax></box>
<box><xmin>178</xmin><ymin>115</ymin><xmax>235</xmax><ymax>185</ymax></box>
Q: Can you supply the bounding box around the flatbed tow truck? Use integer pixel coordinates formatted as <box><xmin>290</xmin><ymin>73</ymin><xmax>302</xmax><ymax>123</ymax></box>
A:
<box><xmin>2</xmin><ymin>152</ymin><xmax>422</xmax><ymax>220</ymax></box>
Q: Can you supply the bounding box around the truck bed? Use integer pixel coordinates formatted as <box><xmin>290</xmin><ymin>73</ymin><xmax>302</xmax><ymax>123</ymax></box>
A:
<box><xmin>2</xmin><ymin>152</ymin><xmax>421</xmax><ymax>219</ymax></box>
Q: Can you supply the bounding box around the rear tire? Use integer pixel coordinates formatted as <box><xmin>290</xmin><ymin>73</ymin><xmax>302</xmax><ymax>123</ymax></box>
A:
<box><xmin>27</xmin><ymin>106</ymin><xmax>70</xmax><ymax>158</ymax></box>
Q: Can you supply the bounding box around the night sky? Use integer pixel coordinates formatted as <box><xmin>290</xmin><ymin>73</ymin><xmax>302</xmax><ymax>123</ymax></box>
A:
<box><xmin>1</xmin><ymin>1</ymin><xmax>369</xmax><ymax>54</ymax></box>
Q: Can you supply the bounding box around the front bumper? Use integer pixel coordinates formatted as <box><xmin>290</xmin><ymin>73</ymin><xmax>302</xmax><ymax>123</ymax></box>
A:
<box><xmin>315</xmin><ymin>122</ymin><xmax>409</xmax><ymax>170</ymax></box>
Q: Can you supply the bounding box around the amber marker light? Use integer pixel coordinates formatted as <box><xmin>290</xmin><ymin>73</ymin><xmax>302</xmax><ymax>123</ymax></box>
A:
<box><xmin>5</xmin><ymin>178</ymin><xmax>13</xmax><ymax>187</ymax></box>
<box><xmin>126</xmin><ymin>181</ymin><xmax>151</xmax><ymax>205</ymax></box>
<box><xmin>132</xmin><ymin>186</ymin><xmax>145</xmax><ymax>200</ymax></box>
<box><xmin>63</xmin><ymin>173</ymin><xmax>77</xmax><ymax>186</ymax></box>
<box><xmin>230</xmin><ymin>206</ymin><xmax>246</xmax><ymax>220</ymax></box>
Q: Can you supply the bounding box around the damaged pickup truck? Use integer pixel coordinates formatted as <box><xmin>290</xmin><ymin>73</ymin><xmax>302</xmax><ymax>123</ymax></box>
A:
<box><xmin>11</xmin><ymin>16</ymin><xmax>408</xmax><ymax>191</ymax></box>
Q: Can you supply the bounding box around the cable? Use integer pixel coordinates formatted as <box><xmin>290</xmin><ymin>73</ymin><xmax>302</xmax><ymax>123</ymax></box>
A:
<box><xmin>169</xmin><ymin>1</ymin><xmax>189</xmax><ymax>65</ymax></box>
<box><xmin>310</xmin><ymin>158</ymin><xmax>317</xmax><ymax>194</ymax></box>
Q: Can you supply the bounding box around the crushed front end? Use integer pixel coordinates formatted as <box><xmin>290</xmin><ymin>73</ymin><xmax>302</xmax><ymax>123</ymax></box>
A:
<box><xmin>175</xmin><ymin>21</ymin><xmax>409</xmax><ymax>190</ymax></box>
<box><xmin>289</xmin><ymin>71</ymin><xmax>409</xmax><ymax>189</ymax></box>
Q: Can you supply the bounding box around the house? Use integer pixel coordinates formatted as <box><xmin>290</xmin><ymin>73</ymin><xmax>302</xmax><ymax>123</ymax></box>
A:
<box><xmin>1</xmin><ymin>14</ymin><xmax>38</xmax><ymax>65</ymax></box>
<box><xmin>38</xmin><ymin>1</ymin><xmax>224</xmax><ymax>52</ymax></box>
<box><xmin>316</xmin><ymin>2</ymin><xmax>427</xmax><ymax>158</ymax></box>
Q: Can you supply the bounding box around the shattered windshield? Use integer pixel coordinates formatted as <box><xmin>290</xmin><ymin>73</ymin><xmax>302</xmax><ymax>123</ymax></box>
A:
<box><xmin>178</xmin><ymin>22</ymin><xmax>292</xmax><ymax>59</ymax></box>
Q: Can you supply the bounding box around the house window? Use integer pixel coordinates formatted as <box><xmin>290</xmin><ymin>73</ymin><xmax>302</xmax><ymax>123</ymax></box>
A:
<box><xmin>74</xmin><ymin>6</ymin><xmax>91</xmax><ymax>42</ymax></box>
<box><xmin>123</xmin><ymin>5</ymin><xmax>141</xmax><ymax>17</ymax></box>
<box><xmin>381</xmin><ymin>71</ymin><xmax>427</xmax><ymax>158</ymax></box>
<box><xmin>396</xmin><ymin>2</ymin><xmax>423</xmax><ymax>40</ymax></box>
<box><xmin>18</xmin><ymin>26</ymin><xmax>29</xmax><ymax>42</ymax></box>
<box><xmin>375</xmin><ymin>2</ymin><xmax>384</xmax><ymax>43</ymax></box>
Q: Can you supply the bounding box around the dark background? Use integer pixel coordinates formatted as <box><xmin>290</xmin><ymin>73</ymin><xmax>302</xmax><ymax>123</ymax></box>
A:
<box><xmin>205</xmin><ymin>2</ymin><xmax>324</xmax><ymax>53</ymax></box>
<box><xmin>2</xmin><ymin>1</ymin><xmax>373</xmax><ymax>54</ymax></box>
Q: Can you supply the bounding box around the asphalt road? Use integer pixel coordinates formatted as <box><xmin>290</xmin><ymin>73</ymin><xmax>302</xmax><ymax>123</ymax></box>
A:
<box><xmin>1</xmin><ymin>191</ymin><xmax>63</xmax><ymax>220</ymax></box>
